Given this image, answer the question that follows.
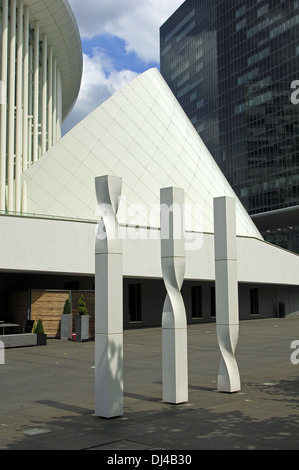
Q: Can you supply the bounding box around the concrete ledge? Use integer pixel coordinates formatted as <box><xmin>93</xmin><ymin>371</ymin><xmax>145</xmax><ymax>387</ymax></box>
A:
<box><xmin>0</xmin><ymin>334</ymin><xmax>37</xmax><ymax>348</ymax></box>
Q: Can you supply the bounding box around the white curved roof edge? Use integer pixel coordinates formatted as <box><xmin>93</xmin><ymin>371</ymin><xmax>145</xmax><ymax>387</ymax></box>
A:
<box><xmin>25</xmin><ymin>0</ymin><xmax>83</xmax><ymax>119</ymax></box>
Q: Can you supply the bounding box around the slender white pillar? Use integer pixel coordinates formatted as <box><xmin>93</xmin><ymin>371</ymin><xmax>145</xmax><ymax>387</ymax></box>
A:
<box><xmin>95</xmin><ymin>175</ymin><xmax>123</xmax><ymax>419</ymax></box>
<box><xmin>22</xmin><ymin>6</ymin><xmax>30</xmax><ymax>172</ymax></box>
<box><xmin>21</xmin><ymin>180</ymin><xmax>27</xmax><ymax>213</ymax></box>
<box><xmin>0</xmin><ymin>0</ymin><xmax>8</xmax><ymax>211</ymax></box>
<box><xmin>33</xmin><ymin>21</ymin><xmax>39</xmax><ymax>163</ymax></box>
<box><xmin>160</xmin><ymin>187</ymin><xmax>188</xmax><ymax>404</ymax></box>
<box><xmin>7</xmin><ymin>0</ymin><xmax>17</xmax><ymax>212</ymax></box>
<box><xmin>214</xmin><ymin>196</ymin><xmax>241</xmax><ymax>393</ymax></box>
<box><xmin>28</xmin><ymin>43</ymin><xmax>33</xmax><ymax>166</ymax></box>
<box><xmin>47</xmin><ymin>46</ymin><xmax>53</xmax><ymax>150</ymax></box>
<box><xmin>41</xmin><ymin>34</ymin><xmax>48</xmax><ymax>155</ymax></box>
<box><xmin>15</xmin><ymin>0</ymin><xmax>24</xmax><ymax>213</ymax></box>
<box><xmin>52</xmin><ymin>57</ymin><xmax>57</xmax><ymax>145</ymax></box>
<box><xmin>56</xmin><ymin>70</ymin><xmax>62</xmax><ymax>139</ymax></box>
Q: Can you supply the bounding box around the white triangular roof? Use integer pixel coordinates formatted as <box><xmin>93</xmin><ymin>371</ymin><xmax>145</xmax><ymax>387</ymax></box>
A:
<box><xmin>22</xmin><ymin>68</ymin><xmax>262</xmax><ymax>239</ymax></box>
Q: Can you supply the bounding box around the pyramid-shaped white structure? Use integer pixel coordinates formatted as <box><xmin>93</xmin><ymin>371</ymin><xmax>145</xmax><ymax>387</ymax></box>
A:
<box><xmin>22</xmin><ymin>68</ymin><xmax>261</xmax><ymax>239</ymax></box>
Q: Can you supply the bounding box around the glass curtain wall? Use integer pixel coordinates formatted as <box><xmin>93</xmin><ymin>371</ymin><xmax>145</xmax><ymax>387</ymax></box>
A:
<box><xmin>160</xmin><ymin>0</ymin><xmax>299</xmax><ymax>253</ymax></box>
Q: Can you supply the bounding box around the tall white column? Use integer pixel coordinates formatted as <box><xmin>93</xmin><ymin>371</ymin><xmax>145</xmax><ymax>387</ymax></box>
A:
<box><xmin>56</xmin><ymin>70</ymin><xmax>62</xmax><ymax>139</ymax></box>
<box><xmin>41</xmin><ymin>34</ymin><xmax>48</xmax><ymax>155</ymax></box>
<box><xmin>47</xmin><ymin>46</ymin><xmax>53</xmax><ymax>150</ymax></box>
<box><xmin>28</xmin><ymin>43</ymin><xmax>33</xmax><ymax>166</ymax></box>
<box><xmin>214</xmin><ymin>196</ymin><xmax>241</xmax><ymax>393</ymax></box>
<box><xmin>21</xmin><ymin>180</ymin><xmax>27</xmax><ymax>213</ymax></box>
<box><xmin>160</xmin><ymin>187</ymin><xmax>188</xmax><ymax>404</ymax></box>
<box><xmin>7</xmin><ymin>0</ymin><xmax>16</xmax><ymax>212</ymax></box>
<box><xmin>0</xmin><ymin>0</ymin><xmax>8</xmax><ymax>211</ymax></box>
<box><xmin>33</xmin><ymin>21</ymin><xmax>39</xmax><ymax>163</ymax></box>
<box><xmin>15</xmin><ymin>0</ymin><xmax>24</xmax><ymax>213</ymax></box>
<box><xmin>22</xmin><ymin>6</ymin><xmax>30</xmax><ymax>173</ymax></box>
<box><xmin>52</xmin><ymin>57</ymin><xmax>57</xmax><ymax>145</ymax></box>
<box><xmin>95</xmin><ymin>175</ymin><xmax>123</xmax><ymax>419</ymax></box>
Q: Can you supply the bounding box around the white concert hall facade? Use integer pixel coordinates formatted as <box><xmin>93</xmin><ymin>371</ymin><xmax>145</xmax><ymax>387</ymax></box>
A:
<box><xmin>0</xmin><ymin>0</ymin><xmax>82</xmax><ymax>212</ymax></box>
<box><xmin>0</xmin><ymin>0</ymin><xmax>299</xmax><ymax>337</ymax></box>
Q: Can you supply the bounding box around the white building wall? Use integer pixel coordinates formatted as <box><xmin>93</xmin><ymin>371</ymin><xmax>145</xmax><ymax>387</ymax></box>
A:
<box><xmin>0</xmin><ymin>215</ymin><xmax>298</xmax><ymax>289</ymax></box>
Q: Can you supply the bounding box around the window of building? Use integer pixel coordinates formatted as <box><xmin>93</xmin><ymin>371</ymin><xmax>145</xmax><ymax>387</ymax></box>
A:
<box><xmin>128</xmin><ymin>284</ymin><xmax>142</xmax><ymax>322</ymax></box>
<box><xmin>257</xmin><ymin>4</ymin><xmax>269</xmax><ymax>18</ymax></box>
<box><xmin>236</xmin><ymin>5</ymin><xmax>246</xmax><ymax>18</ymax></box>
<box><xmin>164</xmin><ymin>9</ymin><xmax>195</xmax><ymax>43</ymax></box>
<box><xmin>250</xmin><ymin>288</ymin><xmax>259</xmax><ymax>315</ymax></box>
<box><xmin>191</xmin><ymin>286</ymin><xmax>202</xmax><ymax>318</ymax></box>
<box><xmin>236</xmin><ymin>18</ymin><xmax>247</xmax><ymax>31</ymax></box>
<box><xmin>64</xmin><ymin>280</ymin><xmax>80</xmax><ymax>290</ymax></box>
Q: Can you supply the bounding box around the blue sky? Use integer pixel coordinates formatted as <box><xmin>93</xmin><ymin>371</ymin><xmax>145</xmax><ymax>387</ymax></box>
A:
<box><xmin>63</xmin><ymin>0</ymin><xmax>184</xmax><ymax>133</ymax></box>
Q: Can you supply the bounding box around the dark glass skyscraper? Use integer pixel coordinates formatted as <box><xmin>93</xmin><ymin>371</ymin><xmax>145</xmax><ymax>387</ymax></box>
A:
<box><xmin>160</xmin><ymin>0</ymin><xmax>299</xmax><ymax>253</ymax></box>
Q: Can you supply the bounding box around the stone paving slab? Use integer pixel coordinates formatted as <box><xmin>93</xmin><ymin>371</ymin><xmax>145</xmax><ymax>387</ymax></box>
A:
<box><xmin>0</xmin><ymin>318</ymin><xmax>299</xmax><ymax>451</ymax></box>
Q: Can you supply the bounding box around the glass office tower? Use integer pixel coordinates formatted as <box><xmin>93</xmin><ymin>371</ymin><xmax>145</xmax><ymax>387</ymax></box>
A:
<box><xmin>160</xmin><ymin>0</ymin><xmax>299</xmax><ymax>252</ymax></box>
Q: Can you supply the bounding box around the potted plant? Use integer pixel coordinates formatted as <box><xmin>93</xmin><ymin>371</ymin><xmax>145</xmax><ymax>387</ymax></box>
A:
<box><xmin>61</xmin><ymin>298</ymin><xmax>72</xmax><ymax>340</ymax></box>
<box><xmin>33</xmin><ymin>319</ymin><xmax>47</xmax><ymax>346</ymax></box>
<box><xmin>76</xmin><ymin>295</ymin><xmax>89</xmax><ymax>342</ymax></box>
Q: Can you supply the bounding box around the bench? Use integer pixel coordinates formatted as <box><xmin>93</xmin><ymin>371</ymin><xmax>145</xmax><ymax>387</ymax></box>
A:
<box><xmin>0</xmin><ymin>334</ymin><xmax>37</xmax><ymax>348</ymax></box>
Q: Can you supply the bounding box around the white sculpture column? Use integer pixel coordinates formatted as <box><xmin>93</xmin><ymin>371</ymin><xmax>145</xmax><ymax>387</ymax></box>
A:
<box><xmin>160</xmin><ymin>187</ymin><xmax>188</xmax><ymax>404</ymax></box>
<box><xmin>213</xmin><ymin>196</ymin><xmax>241</xmax><ymax>393</ymax></box>
<box><xmin>95</xmin><ymin>175</ymin><xmax>123</xmax><ymax>418</ymax></box>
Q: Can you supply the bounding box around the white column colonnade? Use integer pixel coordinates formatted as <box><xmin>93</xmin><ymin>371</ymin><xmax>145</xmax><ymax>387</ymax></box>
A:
<box><xmin>0</xmin><ymin>0</ymin><xmax>63</xmax><ymax>212</ymax></box>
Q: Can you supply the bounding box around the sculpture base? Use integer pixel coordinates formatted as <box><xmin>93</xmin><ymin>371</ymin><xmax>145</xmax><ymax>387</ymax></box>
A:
<box><xmin>94</xmin><ymin>333</ymin><xmax>123</xmax><ymax>418</ymax></box>
<box><xmin>162</xmin><ymin>328</ymin><xmax>188</xmax><ymax>404</ymax></box>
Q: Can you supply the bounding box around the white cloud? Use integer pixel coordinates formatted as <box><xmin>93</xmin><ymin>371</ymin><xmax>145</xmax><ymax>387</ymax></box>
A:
<box><xmin>63</xmin><ymin>0</ymin><xmax>184</xmax><ymax>133</ymax></box>
<box><xmin>62</xmin><ymin>49</ymin><xmax>139</xmax><ymax>134</ymax></box>
<box><xmin>68</xmin><ymin>0</ymin><xmax>184</xmax><ymax>63</ymax></box>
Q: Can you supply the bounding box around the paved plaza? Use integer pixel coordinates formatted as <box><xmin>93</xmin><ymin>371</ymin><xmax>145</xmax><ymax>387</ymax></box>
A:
<box><xmin>1</xmin><ymin>317</ymin><xmax>299</xmax><ymax>450</ymax></box>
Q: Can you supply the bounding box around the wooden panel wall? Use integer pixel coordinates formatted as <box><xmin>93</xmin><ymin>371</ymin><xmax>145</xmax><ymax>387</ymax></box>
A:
<box><xmin>31</xmin><ymin>291</ymin><xmax>70</xmax><ymax>337</ymax></box>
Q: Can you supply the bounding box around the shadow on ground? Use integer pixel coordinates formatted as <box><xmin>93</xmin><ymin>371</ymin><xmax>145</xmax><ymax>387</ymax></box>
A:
<box><xmin>4</xmin><ymin>375</ymin><xmax>299</xmax><ymax>450</ymax></box>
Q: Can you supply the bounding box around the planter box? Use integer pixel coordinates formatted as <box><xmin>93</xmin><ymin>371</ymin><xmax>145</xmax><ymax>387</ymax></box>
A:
<box><xmin>36</xmin><ymin>333</ymin><xmax>47</xmax><ymax>346</ymax></box>
<box><xmin>76</xmin><ymin>315</ymin><xmax>89</xmax><ymax>342</ymax></box>
<box><xmin>61</xmin><ymin>314</ymin><xmax>72</xmax><ymax>340</ymax></box>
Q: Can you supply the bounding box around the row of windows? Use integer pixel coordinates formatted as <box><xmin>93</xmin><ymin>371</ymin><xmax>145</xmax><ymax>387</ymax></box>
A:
<box><xmin>259</xmin><ymin>193</ymin><xmax>299</xmax><ymax>211</ymax></box>
<box><xmin>247</xmin><ymin>46</ymin><xmax>270</xmax><ymax>66</ymax></box>
<box><xmin>269</xmin><ymin>13</ymin><xmax>299</xmax><ymax>38</ymax></box>
<box><xmin>170</xmin><ymin>48</ymin><xmax>299</xmax><ymax>103</ymax></box>
<box><xmin>191</xmin><ymin>286</ymin><xmax>261</xmax><ymax>317</ymax></box>
<box><xmin>263</xmin><ymin>227</ymin><xmax>299</xmax><ymax>252</ymax></box>
<box><xmin>128</xmin><ymin>284</ymin><xmax>261</xmax><ymax>322</ymax></box>
<box><xmin>235</xmin><ymin>90</ymin><xmax>273</xmax><ymax>114</ymax></box>
<box><xmin>163</xmin><ymin>9</ymin><xmax>196</xmax><ymax>43</ymax></box>
<box><xmin>241</xmin><ymin>181</ymin><xmax>299</xmax><ymax>198</ymax></box>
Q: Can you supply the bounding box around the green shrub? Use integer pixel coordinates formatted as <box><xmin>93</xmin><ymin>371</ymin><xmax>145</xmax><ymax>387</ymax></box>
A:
<box><xmin>78</xmin><ymin>295</ymin><xmax>88</xmax><ymax>316</ymax></box>
<box><xmin>63</xmin><ymin>298</ymin><xmax>72</xmax><ymax>315</ymax></box>
<box><xmin>33</xmin><ymin>319</ymin><xmax>45</xmax><ymax>334</ymax></box>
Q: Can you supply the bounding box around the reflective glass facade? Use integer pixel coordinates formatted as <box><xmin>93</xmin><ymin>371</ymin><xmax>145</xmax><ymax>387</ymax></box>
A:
<box><xmin>160</xmin><ymin>0</ymin><xmax>299</xmax><ymax>252</ymax></box>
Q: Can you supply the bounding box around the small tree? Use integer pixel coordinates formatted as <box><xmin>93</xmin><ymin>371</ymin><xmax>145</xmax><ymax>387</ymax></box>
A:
<box><xmin>78</xmin><ymin>295</ymin><xmax>87</xmax><ymax>316</ymax></box>
<box><xmin>63</xmin><ymin>298</ymin><xmax>72</xmax><ymax>315</ymax></box>
<box><xmin>33</xmin><ymin>319</ymin><xmax>44</xmax><ymax>334</ymax></box>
